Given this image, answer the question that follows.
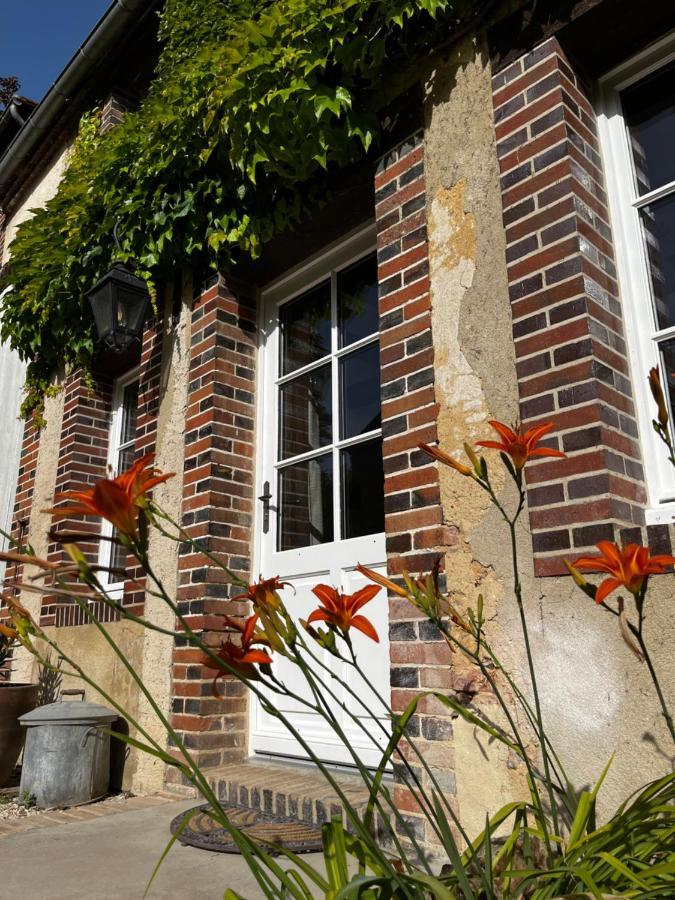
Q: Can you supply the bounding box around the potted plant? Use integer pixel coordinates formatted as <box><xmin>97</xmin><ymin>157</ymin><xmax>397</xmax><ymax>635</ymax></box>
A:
<box><xmin>0</xmin><ymin>618</ymin><xmax>38</xmax><ymax>786</ymax></box>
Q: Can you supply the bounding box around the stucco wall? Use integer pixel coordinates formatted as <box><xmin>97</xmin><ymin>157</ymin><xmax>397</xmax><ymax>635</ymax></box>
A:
<box><xmin>423</xmin><ymin>34</ymin><xmax>674</xmax><ymax>837</ymax></box>
<box><xmin>132</xmin><ymin>278</ymin><xmax>192</xmax><ymax>793</ymax></box>
<box><xmin>1</xmin><ymin>145</ymin><xmax>72</xmax><ymax>266</ymax></box>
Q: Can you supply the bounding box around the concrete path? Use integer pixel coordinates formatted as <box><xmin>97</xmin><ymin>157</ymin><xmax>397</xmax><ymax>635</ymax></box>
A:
<box><xmin>0</xmin><ymin>797</ymin><xmax>324</xmax><ymax>899</ymax></box>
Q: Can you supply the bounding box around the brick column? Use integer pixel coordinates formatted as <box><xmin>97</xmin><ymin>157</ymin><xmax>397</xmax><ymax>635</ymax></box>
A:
<box><xmin>168</xmin><ymin>275</ymin><xmax>257</xmax><ymax>775</ymax></box>
<box><xmin>42</xmin><ymin>371</ymin><xmax>114</xmax><ymax>626</ymax></box>
<box><xmin>123</xmin><ymin>317</ymin><xmax>164</xmax><ymax>614</ymax></box>
<box><xmin>1</xmin><ymin>415</ymin><xmax>40</xmax><ymax>618</ymax></box>
<box><xmin>375</xmin><ymin>133</ymin><xmax>456</xmax><ymax>846</ymax></box>
<box><xmin>492</xmin><ymin>37</ymin><xmax>666</xmax><ymax>575</ymax></box>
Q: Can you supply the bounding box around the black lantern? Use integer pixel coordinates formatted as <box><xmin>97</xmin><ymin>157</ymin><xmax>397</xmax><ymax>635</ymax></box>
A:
<box><xmin>85</xmin><ymin>263</ymin><xmax>150</xmax><ymax>353</ymax></box>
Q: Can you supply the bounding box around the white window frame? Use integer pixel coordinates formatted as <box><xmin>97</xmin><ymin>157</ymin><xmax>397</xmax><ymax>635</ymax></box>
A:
<box><xmin>256</xmin><ymin>224</ymin><xmax>382</xmax><ymax>555</ymax></box>
<box><xmin>98</xmin><ymin>367</ymin><xmax>140</xmax><ymax>596</ymax></box>
<box><xmin>598</xmin><ymin>31</ymin><xmax>675</xmax><ymax>524</ymax></box>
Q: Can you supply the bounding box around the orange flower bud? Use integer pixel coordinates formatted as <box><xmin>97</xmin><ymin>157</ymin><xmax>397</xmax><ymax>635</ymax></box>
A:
<box><xmin>418</xmin><ymin>443</ymin><xmax>472</xmax><ymax>476</ymax></box>
<box><xmin>648</xmin><ymin>367</ymin><xmax>669</xmax><ymax>429</ymax></box>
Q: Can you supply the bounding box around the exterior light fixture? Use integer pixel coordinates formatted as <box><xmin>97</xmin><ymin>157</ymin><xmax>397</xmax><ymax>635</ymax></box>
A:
<box><xmin>85</xmin><ymin>262</ymin><xmax>150</xmax><ymax>353</ymax></box>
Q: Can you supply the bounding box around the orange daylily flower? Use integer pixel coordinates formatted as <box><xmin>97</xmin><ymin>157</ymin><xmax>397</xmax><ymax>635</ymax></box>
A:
<box><xmin>418</xmin><ymin>443</ymin><xmax>472</xmax><ymax>476</ymax></box>
<box><xmin>307</xmin><ymin>584</ymin><xmax>381</xmax><ymax>642</ymax></box>
<box><xmin>201</xmin><ymin>613</ymin><xmax>272</xmax><ymax>692</ymax></box>
<box><xmin>572</xmin><ymin>541</ymin><xmax>675</xmax><ymax>604</ymax></box>
<box><xmin>648</xmin><ymin>367</ymin><xmax>669</xmax><ymax>429</ymax></box>
<box><xmin>476</xmin><ymin>420</ymin><xmax>565</xmax><ymax>470</ymax></box>
<box><xmin>0</xmin><ymin>622</ymin><xmax>17</xmax><ymax>640</ymax></box>
<box><xmin>46</xmin><ymin>454</ymin><xmax>174</xmax><ymax>538</ymax></box>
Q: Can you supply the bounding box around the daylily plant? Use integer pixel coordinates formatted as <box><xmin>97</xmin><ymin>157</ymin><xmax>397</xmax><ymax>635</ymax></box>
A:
<box><xmin>0</xmin><ymin>393</ymin><xmax>673</xmax><ymax>898</ymax></box>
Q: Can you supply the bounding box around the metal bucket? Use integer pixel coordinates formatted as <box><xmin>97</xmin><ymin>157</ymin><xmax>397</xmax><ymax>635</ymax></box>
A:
<box><xmin>19</xmin><ymin>689</ymin><xmax>117</xmax><ymax>809</ymax></box>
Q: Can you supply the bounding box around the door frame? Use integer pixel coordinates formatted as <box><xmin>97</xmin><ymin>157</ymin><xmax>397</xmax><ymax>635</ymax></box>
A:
<box><xmin>249</xmin><ymin>221</ymin><xmax>387</xmax><ymax>760</ymax></box>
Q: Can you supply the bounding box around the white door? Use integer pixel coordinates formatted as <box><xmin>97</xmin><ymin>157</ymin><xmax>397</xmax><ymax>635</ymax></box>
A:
<box><xmin>251</xmin><ymin>227</ymin><xmax>391</xmax><ymax>768</ymax></box>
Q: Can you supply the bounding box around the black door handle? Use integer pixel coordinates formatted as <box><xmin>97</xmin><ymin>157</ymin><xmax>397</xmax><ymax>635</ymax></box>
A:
<box><xmin>258</xmin><ymin>481</ymin><xmax>273</xmax><ymax>534</ymax></box>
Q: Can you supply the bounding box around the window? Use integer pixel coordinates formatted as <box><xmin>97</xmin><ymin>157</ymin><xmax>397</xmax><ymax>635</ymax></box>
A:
<box><xmin>99</xmin><ymin>370</ymin><xmax>139</xmax><ymax>592</ymax></box>
<box><xmin>599</xmin><ymin>34</ymin><xmax>675</xmax><ymax>522</ymax></box>
<box><xmin>275</xmin><ymin>251</ymin><xmax>384</xmax><ymax>550</ymax></box>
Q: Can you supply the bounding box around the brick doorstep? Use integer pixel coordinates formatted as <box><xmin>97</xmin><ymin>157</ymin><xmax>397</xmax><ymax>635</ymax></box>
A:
<box><xmin>0</xmin><ymin>791</ymin><xmax>180</xmax><ymax>838</ymax></box>
<box><xmin>205</xmin><ymin>758</ymin><xmax>371</xmax><ymax>827</ymax></box>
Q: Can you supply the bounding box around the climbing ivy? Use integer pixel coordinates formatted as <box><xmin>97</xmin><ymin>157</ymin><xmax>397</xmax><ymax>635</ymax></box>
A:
<box><xmin>1</xmin><ymin>0</ymin><xmax>463</xmax><ymax>416</ymax></box>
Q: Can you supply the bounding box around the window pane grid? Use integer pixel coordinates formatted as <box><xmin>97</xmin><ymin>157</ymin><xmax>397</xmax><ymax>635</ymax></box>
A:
<box><xmin>276</xmin><ymin>252</ymin><xmax>383</xmax><ymax>550</ymax></box>
<box><xmin>103</xmin><ymin>377</ymin><xmax>139</xmax><ymax>585</ymax></box>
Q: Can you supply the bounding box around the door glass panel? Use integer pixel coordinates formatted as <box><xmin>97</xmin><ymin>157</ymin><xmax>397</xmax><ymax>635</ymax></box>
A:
<box><xmin>278</xmin><ymin>454</ymin><xmax>334</xmax><ymax>550</ymax></box>
<box><xmin>280</xmin><ymin>281</ymin><xmax>331</xmax><ymax>375</ymax></box>
<box><xmin>120</xmin><ymin>382</ymin><xmax>139</xmax><ymax>443</ymax></box>
<box><xmin>340</xmin><ymin>342</ymin><xmax>381</xmax><ymax>439</ymax></box>
<box><xmin>280</xmin><ymin>365</ymin><xmax>332</xmax><ymax>459</ymax></box>
<box><xmin>341</xmin><ymin>438</ymin><xmax>384</xmax><ymax>539</ymax></box>
<box><xmin>640</xmin><ymin>193</ymin><xmax>675</xmax><ymax>330</ymax></box>
<box><xmin>623</xmin><ymin>61</ymin><xmax>675</xmax><ymax>195</ymax></box>
<box><xmin>338</xmin><ymin>254</ymin><xmax>379</xmax><ymax>347</ymax></box>
<box><xmin>622</xmin><ymin>63</ymin><xmax>675</xmax><ymax>194</ymax></box>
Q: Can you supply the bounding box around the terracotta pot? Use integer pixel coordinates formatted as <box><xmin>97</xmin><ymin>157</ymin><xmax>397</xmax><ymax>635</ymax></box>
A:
<box><xmin>0</xmin><ymin>683</ymin><xmax>39</xmax><ymax>786</ymax></box>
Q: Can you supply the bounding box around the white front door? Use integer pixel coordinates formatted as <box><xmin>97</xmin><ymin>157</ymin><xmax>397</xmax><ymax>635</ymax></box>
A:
<box><xmin>251</xmin><ymin>227</ymin><xmax>391</xmax><ymax>768</ymax></box>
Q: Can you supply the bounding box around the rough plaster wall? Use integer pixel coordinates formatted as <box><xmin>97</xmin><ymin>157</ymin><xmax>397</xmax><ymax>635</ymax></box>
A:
<box><xmin>12</xmin><ymin>386</ymin><xmax>65</xmax><ymax>684</ymax></box>
<box><xmin>39</xmin><ymin>618</ymin><xmax>144</xmax><ymax>754</ymax></box>
<box><xmin>1</xmin><ymin>145</ymin><xmax>72</xmax><ymax>266</ymax></box>
<box><xmin>423</xmin><ymin>34</ymin><xmax>674</xmax><ymax>837</ymax></box>
<box><xmin>133</xmin><ymin>279</ymin><xmax>192</xmax><ymax>793</ymax></box>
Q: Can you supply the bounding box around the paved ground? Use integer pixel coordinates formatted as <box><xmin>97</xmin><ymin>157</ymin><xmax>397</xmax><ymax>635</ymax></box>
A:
<box><xmin>0</xmin><ymin>796</ymin><xmax>324</xmax><ymax>899</ymax></box>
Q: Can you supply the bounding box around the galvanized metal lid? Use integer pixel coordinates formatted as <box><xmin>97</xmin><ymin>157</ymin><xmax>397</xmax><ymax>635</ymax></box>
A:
<box><xmin>19</xmin><ymin>690</ymin><xmax>117</xmax><ymax>727</ymax></box>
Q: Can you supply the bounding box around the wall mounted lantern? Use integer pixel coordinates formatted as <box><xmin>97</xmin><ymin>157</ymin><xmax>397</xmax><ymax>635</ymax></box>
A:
<box><xmin>85</xmin><ymin>262</ymin><xmax>150</xmax><ymax>353</ymax></box>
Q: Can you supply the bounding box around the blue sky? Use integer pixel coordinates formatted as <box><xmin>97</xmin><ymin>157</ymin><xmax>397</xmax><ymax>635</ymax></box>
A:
<box><xmin>1</xmin><ymin>1</ymin><xmax>112</xmax><ymax>102</ymax></box>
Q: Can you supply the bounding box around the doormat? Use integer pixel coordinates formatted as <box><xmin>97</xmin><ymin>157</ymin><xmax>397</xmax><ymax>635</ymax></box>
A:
<box><xmin>170</xmin><ymin>803</ymin><xmax>325</xmax><ymax>854</ymax></box>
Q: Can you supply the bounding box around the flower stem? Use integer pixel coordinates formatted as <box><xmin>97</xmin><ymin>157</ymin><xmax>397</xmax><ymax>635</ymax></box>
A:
<box><xmin>635</xmin><ymin>625</ymin><xmax>675</xmax><ymax>743</ymax></box>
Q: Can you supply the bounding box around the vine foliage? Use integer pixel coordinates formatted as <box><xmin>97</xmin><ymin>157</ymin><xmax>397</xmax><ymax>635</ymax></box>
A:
<box><xmin>1</xmin><ymin>0</ymin><xmax>458</xmax><ymax>416</ymax></box>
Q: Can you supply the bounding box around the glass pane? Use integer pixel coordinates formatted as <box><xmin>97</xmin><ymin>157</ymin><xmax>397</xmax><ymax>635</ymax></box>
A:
<box><xmin>338</xmin><ymin>253</ymin><xmax>379</xmax><ymax>347</ymax></box>
<box><xmin>658</xmin><ymin>339</ymin><xmax>675</xmax><ymax>440</ymax></box>
<box><xmin>120</xmin><ymin>380</ymin><xmax>139</xmax><ymax>445</ymax></box>
<box><xmin>278</xmin><ymin>454</ymin><xmax>333</xmax><ymax>551</ymax></box>
<box><xmin>640</xmin><ymin>193</ymin><xmax>675</xmax><ymax>330</ymax></box>
<box><xmin>623</xmin><ymin>61</ymin><xmax>675</xmax><ymax>195</ymax></box>
<box><xmin>340</xmin><ymin>342</ymin><xmax>381</xmax><ymax>440</ymax></box>
<box><xmin>280</xmin><ymin>281</ymin><xmax>331</xmax><ymax>375</ymax></box>
<box><xmin>116</xmin><ymin>446</ymin><xmax>136</xmax><ymax>477</ymax></box>
<box><xmin>279</xmin><ymin>365</ymin><xmax>332</xmax><ymax>460</ymax></box>
<box><xmin>341</xmin><ymin>439</ymin><xmax>384</xmax><ymax>539</ymax></box>
<box><xmin>109</xmin><ymin>540</ymin><xmax>127</xmax><ymax>579</ymax></box>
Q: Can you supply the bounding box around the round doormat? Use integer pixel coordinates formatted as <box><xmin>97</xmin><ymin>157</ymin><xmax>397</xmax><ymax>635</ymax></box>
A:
<box><xmin>170</xmin><ymin>803</ymin><xmax>324</xmax><ymax>854</ymax></box>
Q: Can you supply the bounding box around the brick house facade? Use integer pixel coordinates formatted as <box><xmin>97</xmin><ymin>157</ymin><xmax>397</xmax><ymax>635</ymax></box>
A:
<box><xmin>1</xmin><ymin>0</ymin><xmax>674</xmax><ymax>846</ymax></box>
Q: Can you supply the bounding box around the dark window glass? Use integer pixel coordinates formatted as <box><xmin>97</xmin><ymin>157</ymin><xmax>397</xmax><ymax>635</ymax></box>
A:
<box><xmin>341</xmin><ymin>438</ymin><xmax>384</xmax><ymax>539</ymax></box>
<box><xmin>279</xmin><ymin>365</ymin><xmax>332</xmax><ymax>460</ymax></box>
<box><xmin>278</xmin><ymin>454</ymin><xmax>334</xmax><ymax>550</ymax></box>
<box><xmin>340</xmin><ymin>342</ymin><xmax>381</xmax><ymax>439</ymax></box>
<box><xmin>623</xmin><ymin>62</ymin><xmax>675</xmax><ymax>195</ymax></box>
<box><xmin>659</xmin><ymin>339</ymin><xmax>675</xmax><ymax>456</ymax></box>
<box><xmin>280</xmin><ymin>281</ymin><xmax>331</xmax><ymax>375</ymax></box>
<box><xmin>120</xmin><ymin>381</ymin><xmax>139</xmax><ymax>444</ymax></box>
<box><xmin>640</xmin><ymin>193</ymin><xmax>675</xmax><ymax>330</ymax></box>
<box><xmin>338</xmin><ymin>254</ymin><xmax>379</xmax><ymax>347</ymax></box>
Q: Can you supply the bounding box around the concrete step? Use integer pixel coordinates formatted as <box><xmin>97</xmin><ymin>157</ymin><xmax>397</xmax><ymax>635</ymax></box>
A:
<box><xmin>204</xmin><ymin>758</ymin><xmax>371</xmax><ymax>827</ymax></box>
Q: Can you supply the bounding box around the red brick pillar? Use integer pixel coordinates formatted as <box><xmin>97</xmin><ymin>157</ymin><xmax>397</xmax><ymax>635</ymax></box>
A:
<box><xmin>43</xmin><ymin>371</ymin><xmax>114</xmax><ymax>626</ymax></box>
<box><xmin>168</xmin><ymin>275</ymin><xmax>257</xmax><ymax>773</ymax></box>
<box><xmin>492</xmin><ymin>37</ymin><xmax>664</xmax><ymax>575</ymax></box>
<box><xmin>375</xmin><ymin>132</ymin><xmax>456</xmax><ymax>845</ymax></box>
